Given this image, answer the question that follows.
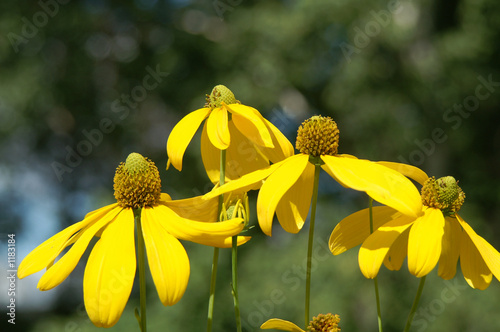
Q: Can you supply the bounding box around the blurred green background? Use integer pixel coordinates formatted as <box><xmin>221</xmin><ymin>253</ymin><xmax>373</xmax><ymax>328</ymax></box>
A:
<box><xmin>1</xmin><ymin>0</ymin><xmax>500</xmax><ymax>331</ymax></box>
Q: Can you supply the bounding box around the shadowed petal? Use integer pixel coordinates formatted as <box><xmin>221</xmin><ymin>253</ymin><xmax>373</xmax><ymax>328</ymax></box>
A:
<box><xmin>162</xmin><ymin>194</ymin><xmax>218</xmax><ymax>222</ymax></box>
<box><xmin>438</xmin><ymin>217</ymin><xmax>462</xmax><ymax>280</ymax></box>
<box><xmin>408</xmin><ymin>207</ymin><xmax>444</xmax><ymax>278</ymax></box>
<box><xmin>83</xmin><ymin>208</ymin><xmax>136</xmax><ymax>328</ymax></box>
<box><xmin>142</xmin><ymin>208</ymin><xmax>189</xmax><ymax>305</ymax></box>
<box><xmin>275</xmin><ymin>162</ymin><xmax>315</xmax><ymax>234</ymax></box>
<box><xmin>37</xmin><ymin>206</ymin><xmax>123</xmax><ymax>291</ymax></box>
<box><xmin>329</xmin><ymin>206</ymin><xmax>402</xmax><ymax>255</ymax></box>
<box><xmin>259</xmin><ymin>118</ymin><xmax>295</xmax><ymax>163</ymax></box>
<box><xmin>206</xmin><ymin>107</ymin><xmax>230</xmax><ymax>150</ymax></box>
<box><xmin>321</xmin><ymin>155</ymin><xmax>422</xmax><ymax>218</ymax></box>
<box><xmin>230</xmin><ymin>104</ymin><xmax>274</xmax><ymax>148</ymax></box>
<box><xmin>257</xmin><ymin>154</ymin><xmax>309</xmax><ymax>236</ymax></box>
<box><xmin>167</xmin><ymin>107</ymin><xmax>211</xmax><ymax>171</ymax></box>
<box><xmin>460</xmin><ymin>225</ymin><xmax>492</xmax><ymax>290</ymax></box>
<box><xmin>261</xmin><ymin>318</ymin><xmax>304</xmax><ymax>332</ymax></box>
<box><xmin>383</xmin><ymin>227</ymin><xmax>409</xmax><ymax>271</ymax></box>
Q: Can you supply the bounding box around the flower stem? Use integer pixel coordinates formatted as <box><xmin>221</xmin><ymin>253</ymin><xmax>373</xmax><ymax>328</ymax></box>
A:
<box><xmin>404</xmin><ymin>276</ymin><xmax>427</xmax><ymax>332</ymax></box>
<box><xmin>305</xmin><ymin>164</ymin><xmax>321</xmax><ymax>328</ymax></box>
<box><xmin>232</xmin><ymin>235</ymin><xmax>242</xmax><ymax>332</ymax></box>
<box><xmin>368</xmin><ymin>198</ymin><xmax>383</xmax><ymax>332</ymax></box>
<box><xmin>207</xmin><ymin>149</ymin><xmax>226</xmax><ymax>332</ymax></box>
<box><xmin>134</xmin><ymin>208</ymin><xmax>147</xmax><ymax>332</ymax></box>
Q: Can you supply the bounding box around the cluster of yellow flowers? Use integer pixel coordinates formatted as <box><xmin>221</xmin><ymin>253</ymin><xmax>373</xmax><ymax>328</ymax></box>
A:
<box><xmin>19</xmin><ymin>85</ymin><xmax>500</xmax><ymax>331</ymax></box>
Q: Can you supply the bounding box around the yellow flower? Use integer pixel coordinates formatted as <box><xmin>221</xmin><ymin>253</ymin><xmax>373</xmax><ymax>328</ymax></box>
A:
<box><xmin>18</xmin><ymin>153</ymin><xmax>250</xmax><ymax>327</ymax></box>
<box><xmin>330</xmin><ymin>173</ymin><xmax>500</xmax><ymax>289</ymax></box>
<box><xmin>166</xmin><ymin>84</ymin><xmax>294</xmax><ymax>183</ymax></box>
<box><xmin>261</xmin><ymin>313</ymin><xmax>341</xmax><ymax>331</ymax></box>
<box><xmin>205</xmin><ymin>115</ymin><xmax>423</xmax><ymax>236</ymax></box>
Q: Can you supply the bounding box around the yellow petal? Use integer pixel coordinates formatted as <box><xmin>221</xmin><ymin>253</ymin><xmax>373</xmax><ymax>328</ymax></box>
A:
<box><xmin>383</xmin><ymin>227</ymin><xmax>409</xmax><ymax>271</ymax></box>
<box><xmin>229</xmin><ymin>104</ymin><xmax>274</xmax><ymax>148</ymax></box>
<box><xmin>257</xmin><ymin>155</ymin><xmax>309</xmax><ymax>236</ymax></box>
<box><xmin>437</xmin><ymin>217</ymin><xmax>462</xmax><ymax>280</ymax></box>
<box><xmin>457</xmin><ymin>214</ymin><xmax>500</xmax><ymax>287</ymax></box>
<box><xmin>166</xmin><ymin>107</ymin><xmax>211</xmax><ymax>171</ymax></box>
<box><xmin>321</xmin><ymin>155</ymin><xmax>422</xmax><ymax>218</ymax></box>
<box><xmin>203</xmin><ymin>160</ymin><xmax>285</xmax><ymax>200</ymax></box>
<box><xmin>153</xmin><ymin>205</ymin><xmax>246</xmax><ymax>247</ymax></box>
<box><xmin>162</xmin><ymin>194</ymin><xmax>218</xmax><ymax>222</ymax></box>
<box><xmin>408</xmin><ymin>207</ymin><xmax>444</xmax><ymax>278</ymax></box>
<box><xmin>37</xmin><ymin>206</ymin><xmax>123</xmax><ymax>291</ymax></box>
<box><xmin>275</xmin><ymin>162</ymin><xmax>315</xmax><ymax>234</ymax></box>
<box><xmin>376</xmin><ymin>161</ymin><xmax>429</xmax><ymax>186</ymax></box>
<box><xmin>259</xmin><ymin>118</ymin><xmax>295</xmax><ymax>163</ymax></box>
<box><xmin>83</xmin><ymin>208</ymin><xmax>136</xmax><ymax>328</ymax></box>
<box><xmin>329</xmin><ymin>206</ymin><xmax>402</xmax><ymax>255</ymax></box>
<box><xmin>260</xmin><ymin>318</ymin><xmax>305</xmax><ymax>332</ymax></box>
<box><xmin>459</xmin><ymin>225</ymin><xmax>492</xmax><ymax>289</ymax></box>
<box><xmin>201</xmin><ymin>121</ymin><xmax>224</xmax><ymax>183</ymax></box>
<box><xmin>206</xmin><ymin>106</ymin><xmax>230</xmax><ymax>150</ymax></box>
<box><xmin>142</xmin><ymin>208</ymin><xmax>189</xmax><ymax>305</ymax></box>
<box><xmin>359</xmin><ymin>214</ymin><xmax>415</xmax><ymax>279</ymax></box>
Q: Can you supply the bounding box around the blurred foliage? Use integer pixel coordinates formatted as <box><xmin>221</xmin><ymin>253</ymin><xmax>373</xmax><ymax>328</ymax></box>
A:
<box><xmin>1</xmin><ymin>0</ymin><xmax>500</xmax><ymax>331</ymax></box>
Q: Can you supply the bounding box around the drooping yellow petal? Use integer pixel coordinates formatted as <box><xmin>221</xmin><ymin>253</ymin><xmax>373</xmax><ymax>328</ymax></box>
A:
<box><xmin>329</xmin><ymin>206</ymin><xmax>402</xmax><ymax>255</ymax></box>
<box><xmin>161</xmin><ymin>194</ymin><xmax>218</xmax><ymax>222</ymax></box>
<box><xmin>383</xmin><ymin>227</ymin><xmax>409</xmax><ymax>271</ymax></box>
<box><xmin>376</xmin><ymin>161</ymin><xmax>429</xmax><ymax>186</ymax></box>
<box><xmin>166</xmin><ymin>107</ymin><xmax>211</xmax><ymax>171</ymax></box>
<box><xmin>203</xmin><ymin>160</ymin><xmax>285</xmax><ymax>200</ymax></box>
<box><xmin>201</xmin><ymin>121</ymin><xmax>224</xmax><ymax>183</ymax></box>
<box><xmin>206</xmin><ymin>106</ymin><xmax>230</xmax><ymax>150</ymax></box>
<box><xmin>19</xmin><ymin>204</ymin><xmax>119</xmax><ymax>279</ymax></box>
<box><xmin>459</xmin><ymin>225</ymin><xmax>493</xmax><ymax>290</ymax></box>
<box><xmin>275</xmin><ymin>162</ymin><xmax>315</xmax><ymax>234</ymax></box>
<box><xmin>438</xmin><ymin>217</ymin><xmax>462</xmax><ymax>280</ymax></box>
<box><xmin>83</xmin><ymin>208</ymin><xmax>136</xmax><ymax>328</ymax></box>
<box><xmin>359</xmin><ymin>214</ymin><xmax>415</xmax><ymax>279</ymax></box>
<box><xmin>37</xmin><ymin>206</ymin><xmax>123</xmax><ymax>291</ymax></box>
<box><xmin>229</xmin><ymin>104</ymin><xmax>274</xmax><ymax>148</ymax></box>
<box><xmin>153</xmin><ymin>205</ymin><xmax>248</xmax><ymax>247</ymax></box>
<box><xmin>321</xmin><ymin>155</ymin><xmax>422</xmax><ymax>218</ymax></box>
<box><xmin>260</xmin><ymin>318</ymin><xmax>305</xmax><ymax>332</ymax></box>
<box><xmin>407</xmin><ymin>207</ymin><xmax>444</xmax><ymax>278</ymax></box>
<box><xmin>259</xmin><ymin>118</ymin><xmax>295</xmax><ymax>163</ymax></box>
<box><xmin>142</xmin><ymin>208</ymin><xmax>189</xmax><ymax>305</ymax></box>
<box><xmin>457</xmin><ymin>214</ymin><xmax>500</xmax><ymax>287</ymax></box>
<box><xmin>257</xmin><ymin>155</ymin><xmax>309</xmax><ymax>236</ymax></box>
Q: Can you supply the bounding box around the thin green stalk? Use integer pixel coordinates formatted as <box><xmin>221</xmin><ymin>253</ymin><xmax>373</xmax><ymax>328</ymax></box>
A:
<box><xmin>232</xmin><ymin>235</ymin><xmax>242</xmax><ymax>332</ymax></box>
<box><xmin>134</xmin><ymin>208</ymin><xmax>147</xmax><ymax>332</ymax></box>
<box><xmin>368</xmin><ymin>198</ymin><xmax>383</xmax><ymax>332</ymax></box>
<box><xmin>305</xmin><ymin>164</ymin><xmax>321</xmax><ymax>328</ymax></box>
<box><xmin>404</xmin><ymin>276</ymin><xmax>427</xmax><ymax>332</ymax></box>
<box><xmin>207</xmin><ymin>149</ymin><xmax>226</xmax><ymax>332</ymax></box>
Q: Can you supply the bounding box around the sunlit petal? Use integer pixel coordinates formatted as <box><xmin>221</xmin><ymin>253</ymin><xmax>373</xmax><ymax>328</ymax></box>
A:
<box><xmin>321</xmin><ymin>155</ymin><xmax>422</xmax><ymax>218</ymax></box>
<box><xmin>37</xmin><ymin>206</ymin><xmax>123</xmax><ymax>291</ymax></box>
<box><xmin>330</xmin><ymin>206</ymin><xmax>402</xmax><ymax>255</ymax></box>
<box><xmin>383</xmin><ymin>227</ymin><xmax>409</xmax><ymax>271</ymax></box>
<box><xmin>275</xmin><ymin>162</ymin><xmax>315</xmax><ymax>233</ymax></box>
<box><xmin>376</xmin><ymin>161</ymin><xmax>429</xmax><ymax>186</ymax></box>
<box><xmin>460</xmin><ymin>225</ymin><xmax>492</xmax><ymax>290</ymax></box>
<box><xmin>408</xmin><ymin>207</ymin><xmax>444</xmax><ymax>278</ymax></box>
<box><xmin>201</xmin><ymin>121</ymin><xmax>223</xmax><ymax>183</ymax></box>
<box><xmin>167</xmin><ymin>107</ymin><xmax>211</xmax><ymax>171</ymax></box>
<box><xmin>359</xmin><ymin>215</ymin><xmax>415</xmax><ymax>279</ymax></box>
<box><xmin>438</xmin><ymin>217</ymin><xmax>462</xmax><ymax>280</ymax></box>
<box><xmin>142</xmin><ymin>208</ymin><xmax>189</xmax><ymax>305</ymax></box>
<box><xmin>230</xmin><ymin>104</ymin><xmax>274</xmax><ymax>148</ymax></box>
<box><xmin>83</xmin><ymin>208</ymin><xmax>136</xmax><ymax>328</ymax></box>
<box><xmin>259</xmin><ymin>118</ymin><xmax>295</xmax><ymax>163</ymax></box>
<box><xmin>257</xmin><ymin>155</ymin><xmax>309</xmax><ymax>236</ymax></box>
<box><xmin>206</xmin><ymin>107</ymin><xmax>230</xmax><ymax>150</ymax></box>
<box><xmin>261</xmin><ymin>318</ymin><xmax>305</xmax><ymax>332</ymax></box>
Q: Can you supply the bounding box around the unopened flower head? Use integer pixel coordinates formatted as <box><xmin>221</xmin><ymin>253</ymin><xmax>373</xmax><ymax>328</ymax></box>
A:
<box><xmin>307</xmin><ymin>313</ymin><xmax>341</xmax><ymax>332</ymax></box>
<box><xmin>221</xmin><ymin>194</ymin><xmax>249</xmax><ymax>227</ymax></box>
<box><xmin>205</xmin><ymin>84</ymin><xmax>239</xmax><ymax>109</ymax></box>
<box><xmin>296</xmin><ymin>115</ymin><xmax>340</xmax><ymax>157</ymax></box>
<box><xmin>114</xmin><ymin>152</ymin><xmax>162</xmax><ymax>209</ymax></box>
<box><xmin>421</xmin><ymin>176</ymin><xmax>465</xmax><ymax>216</ymax></box>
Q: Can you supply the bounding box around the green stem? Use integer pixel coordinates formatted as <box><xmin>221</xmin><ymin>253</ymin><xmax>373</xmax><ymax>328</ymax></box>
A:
<box><xmin>207</xmin><ymin>149</ymin><xmax>226</xmax><ymax>332</ymax></box>
<box><xmin>134</xmin><ymin>208</ymin><xmax>147</xmax><ymax>332</ymax></box>
<box><xmin>404</xmin><ymin>276</ymin><xmax>427</xmax><ymax>332</ymax></box>
<box><xmin>368</xmin><ymin>198</ymin><xmax>383</xmax><ymax>332</ymax></box>
<box><xmin>232</xmin><ymin>235</ymin><xmax>242</xmax><ymax>332</ymax></box>
<box><xmin>305</xmin><ymin>164</ymin><xmax>321</xmax><ymax>329</ymax></box>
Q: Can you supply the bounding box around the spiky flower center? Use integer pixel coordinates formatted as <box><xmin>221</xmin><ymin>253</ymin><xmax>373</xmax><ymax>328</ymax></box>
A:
<box><xmin>296</xmin><ymin>115</ymin><xmax>340</xmax><ymax>157</ymax></box>
<box><xmin>421</xmin><ymin>176</ymin><xmax>465</xmax><ymax>216</ymax></box>
<box><xmin>204</xmin><ymin>84</ymin><xmax>239</xmax><ymax>109</ymax></box>
<box><xmin>113</xmin><ymin>153</ymin><xmax>162</xmax><ymax>209</ymax></box>
<box><xmin>307</xmin><ymin>313</ymin><xmax>341</xmax><ymax>332</ymax></box>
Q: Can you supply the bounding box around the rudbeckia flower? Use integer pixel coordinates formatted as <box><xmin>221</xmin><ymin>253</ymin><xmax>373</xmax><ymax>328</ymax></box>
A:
<box><xmin>261</xmin><ymin>313</ymin><xmax>341</xmax><ymax>332</ymax></box>
<box><xmin>330</xmin><ymin>174</ymin><xmax>500</xmax><ymax>289</ymax></box>
<box><xmin>205</xmin><ymin>115</ymin><xmax>422</xmax><ymax>236</ymax></box>
<box><xmin>166</xmin><ymin>84</ymin><xmax>294</xmax><ymax>183</ymax></box>
<box><xmin>18</xmin><ymin>153</ymin><xmax>250</xmax><ymax>327</ymax></box>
